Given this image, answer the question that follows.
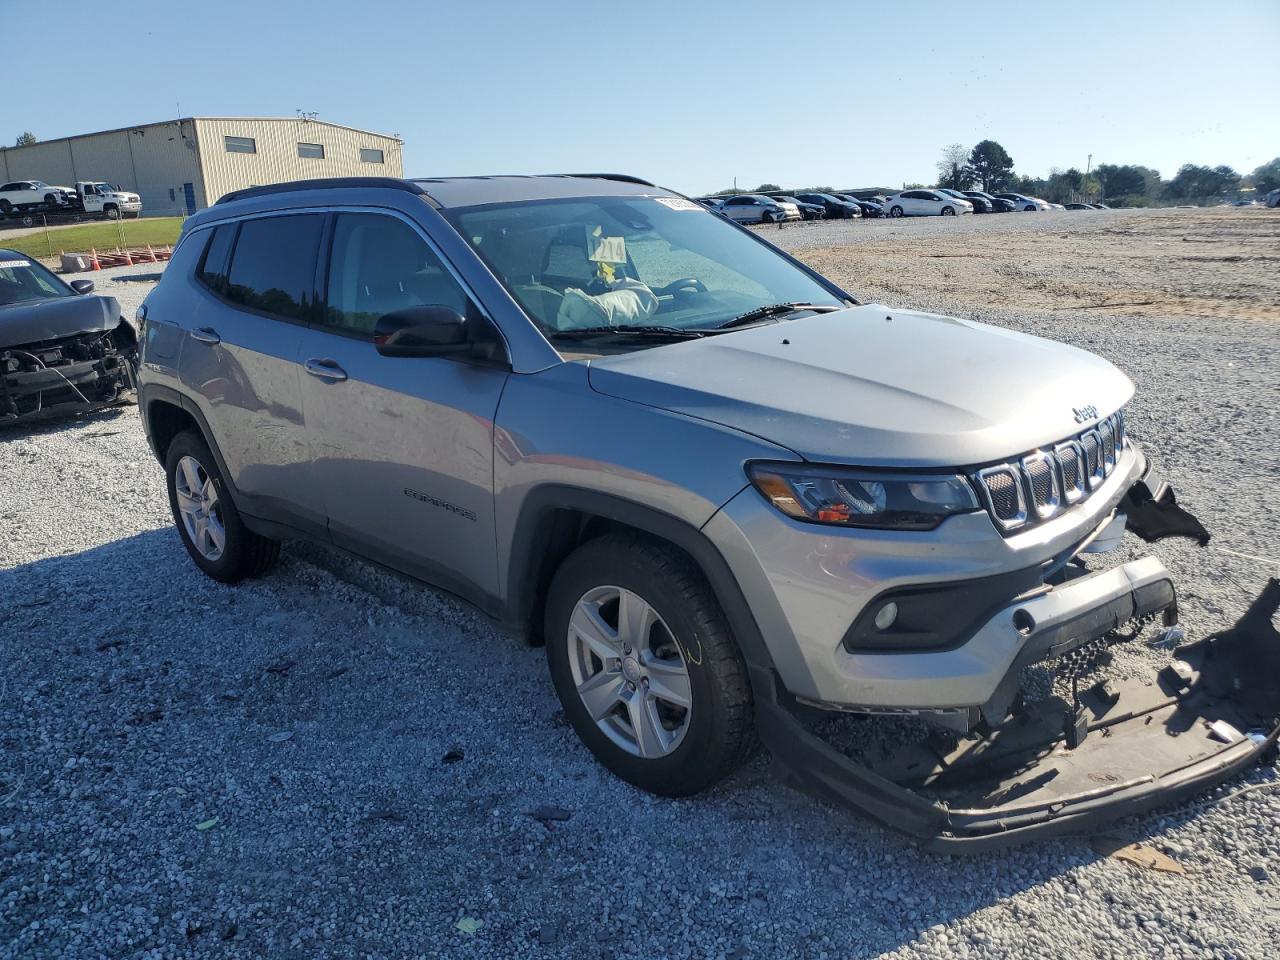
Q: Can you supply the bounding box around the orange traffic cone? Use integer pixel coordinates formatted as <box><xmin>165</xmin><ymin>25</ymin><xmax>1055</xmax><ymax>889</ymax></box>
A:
<box><xmin>90</xmin><ymin>248</ymin><xmax>101</xmax><ymax>271</ymax></box>
<box><xmin>122</xmin><ymin>249</ymin><xmax>133</xmax><ymax>266</ymax></box>
<box><xmin>146</xmin><ymin>245</ymin><xmax>158</xmax><ymax>263</ymax></box>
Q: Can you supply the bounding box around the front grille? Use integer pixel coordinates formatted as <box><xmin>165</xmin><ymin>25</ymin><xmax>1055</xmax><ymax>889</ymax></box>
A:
<box><xmin>974</xmin><ymin>410</ymin><xmax>1126</xmax><ymax>534</ymax></box>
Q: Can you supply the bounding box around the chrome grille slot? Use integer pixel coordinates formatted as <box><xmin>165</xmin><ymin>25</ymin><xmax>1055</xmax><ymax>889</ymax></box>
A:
<box><xmin>977</xmin><ymin>465</ymin><xmax>1026</xmax><ymax>530</ymax></box>
<box><xmin>1055</xmin><ymin>441</ymin><xmax>1086</xmax><ymax>504</ymax></box>
<box><xmin>1080</xmin><ymin>430</ymin><xmax>1105</xmax><ymax>488</ymax></box>
<box><xmin>1021</xmin><ymin>452</ymin><xmax>1061</xmax><ymax>518</ymax></box>
<box><xmin>1099</xmin><ymin>419</ymin><xmax>1116</xmax><ymax>472</ymax></box>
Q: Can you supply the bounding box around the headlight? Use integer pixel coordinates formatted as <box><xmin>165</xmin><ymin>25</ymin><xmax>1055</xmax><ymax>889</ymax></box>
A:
<box><xmin>747</xmin><ymin>462</ymin><xmax>980</xmax><ymax>530</ymax></box>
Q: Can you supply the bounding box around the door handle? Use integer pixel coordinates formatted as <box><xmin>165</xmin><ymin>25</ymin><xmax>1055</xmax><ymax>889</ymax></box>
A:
<box><xmin>190</xmin><ymin>327</ymin><xmax>220</xmax><ymax>345</ymax></box>
<box><xmin>304</xmin><ymin>358</ymin><xmax>348</xmax><ymax>382</ymax></box>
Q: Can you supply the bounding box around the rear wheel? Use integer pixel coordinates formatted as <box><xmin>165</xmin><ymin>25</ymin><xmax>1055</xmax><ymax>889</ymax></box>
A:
<box><xmin>164</xmin><ymin>430</ymin><xmax>280</xmax><ymax>583</ymax></box>
<box><xmin>0</xmin><ymin>199</ymin><xmax>11</xmax><ymax>215</ymax></box>
<box><xmin>545</xmin><ymin>534</ymin><xmax>753</xmax><ymax>796</ymax></box>
<box><xmin>889</xmin><ymin>205</ymin><xmax>904</xmax><ymax>217</ymax></box>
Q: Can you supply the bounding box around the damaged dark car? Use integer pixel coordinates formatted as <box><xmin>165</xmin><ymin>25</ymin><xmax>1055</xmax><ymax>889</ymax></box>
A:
<box><xmin>0</xmin><ymin>249</ymin><xmax>138</xmax><ymax>425</ymax></box>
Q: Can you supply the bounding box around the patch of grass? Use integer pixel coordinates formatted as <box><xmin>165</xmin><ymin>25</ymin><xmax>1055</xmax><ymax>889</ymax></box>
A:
<box><xmin>1</xmin><ymin>218</ymin><xmax>184</xmax><ymax>259</ymax></box>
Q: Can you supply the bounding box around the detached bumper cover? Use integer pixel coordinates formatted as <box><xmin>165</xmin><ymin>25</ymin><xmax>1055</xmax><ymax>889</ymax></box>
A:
<box><xmin>757</xmin><ymin>577</ymin><xmax>1280</xmax><ymax>850</ymax></box>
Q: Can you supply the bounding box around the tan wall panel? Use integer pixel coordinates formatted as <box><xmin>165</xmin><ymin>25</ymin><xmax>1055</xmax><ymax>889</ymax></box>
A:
<box><xmin>194</xmin><ymin>119</ymin><xmax>404</xmax><ymax>204</ymax></box>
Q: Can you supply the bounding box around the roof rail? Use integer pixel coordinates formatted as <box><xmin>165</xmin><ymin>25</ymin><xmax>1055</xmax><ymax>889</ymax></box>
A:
<box><xmin>215</xmin><ymin>177</ymin><xmax>426</xmax><ymax>205</ymax></box>
<box><xmin>563</xmin><ymin>173</ymin><xmax>656</xmax><ymax>187</ymax></box>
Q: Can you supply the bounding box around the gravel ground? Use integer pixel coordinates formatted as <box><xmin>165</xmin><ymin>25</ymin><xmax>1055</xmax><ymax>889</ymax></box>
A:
<box><xmin>3</xmin><ymin>214</ymin><xmax>1279</xmax><ymax>959</ymax></box>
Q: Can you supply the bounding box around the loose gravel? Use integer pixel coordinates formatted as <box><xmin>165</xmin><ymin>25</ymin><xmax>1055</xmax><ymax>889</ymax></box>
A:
<box><xmin>3</xmin><ymin>214</ymin><xmax>1279</xmax><ymax>959</ymax></box>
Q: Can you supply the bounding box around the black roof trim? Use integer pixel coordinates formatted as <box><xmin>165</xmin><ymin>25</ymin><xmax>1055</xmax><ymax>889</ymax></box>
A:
<box><xmin>215</xmin><ymin>177</ymin><xmax>427</xmax><ymax>205</ymax></box>
<box><xmin>562</xmin><ymin>173</ymin><xmax>655</xmax><ymax>187</ymax></box>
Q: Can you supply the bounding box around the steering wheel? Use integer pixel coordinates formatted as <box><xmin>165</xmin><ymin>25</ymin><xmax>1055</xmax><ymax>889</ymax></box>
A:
<box><xmin>656</xmin><ymin>277</ymin><xmax>706</xmax><ymax>298</ymax></box>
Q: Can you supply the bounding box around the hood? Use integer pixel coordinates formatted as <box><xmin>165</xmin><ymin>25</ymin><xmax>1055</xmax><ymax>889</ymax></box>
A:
<box><xmin>0</xmin><ymin>294</ymin><xmax>122</xmax><ymax>347</ymax></box>
<box><xmin>586</xmin><ymin>304</ymin><xmax>1134</xmax><ymax>467</ymax></box>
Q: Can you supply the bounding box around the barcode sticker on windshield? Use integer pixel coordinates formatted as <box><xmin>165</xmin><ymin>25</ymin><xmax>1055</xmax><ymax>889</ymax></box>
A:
<box><xmin>0</xmin><ymin>259</ymin><xmax>31</xmax><ymax>268</ymax></box>
<box><xmin>653</xmin><ymin>197</ymin><xmax>702</xmax><ymax>211</ymax></box>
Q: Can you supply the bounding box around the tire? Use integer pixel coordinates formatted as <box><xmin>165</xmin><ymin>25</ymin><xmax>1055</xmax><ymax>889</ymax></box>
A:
<box><xmin>941</xmin><ymin>206</ymin><xmax>956</xmax><ymax>216</ymax></box>
<box><xmin>889</xmin><ymin>205</ymin><xmax>904</xmax><ymax>218</ymax></box>
<box><xmin>544</xmin><ymin>534</ymin><xmax>753</xmax><ymax>796</ymax></box>
<box><xmin>164</xmin><ymin>430</ymin><xmax>280</xmax><ymax>583</ymax></box>
<box><xmin>104</xmin><ymin>204</ymin><xmax>119</xmax><ymax>220</ymax></box>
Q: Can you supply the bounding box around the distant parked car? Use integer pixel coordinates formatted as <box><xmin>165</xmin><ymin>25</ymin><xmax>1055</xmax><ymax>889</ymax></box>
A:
<box><xmin>1065</xmin><ymin>202</ymin><xmax>1096</xmax><ymax>210</ymax></box>
<box><xmin>696</xmin><ymin>197</ymin><xmax>724</xmax><ymax>210</ymax></box>
<box><xmin>836</xmin><ymin>194</ymin><xmax>884</xmax><ymax>218</ymax></box>
<box><xmin>794</xmin><ymin>193</ymin><xmax>860</xmax><ymax>219</ymax></box>
<box><xmin>769</xmin><ymin>195</ymin><xmax>826</xmax><ymax>220</ymax></box>
<box><xmin>718</xmin><ymin>194</ymin><xmax>800</xmax><ymax>224</ymax></box>
<box><xmin>994</xmin><ymin>193</ymin><xmax>1051</xmax><ymax>212</ymax></box>
<box><xmin>938</xmin><ymin>188</ymin><xmax>990</xmax><ymax>213</ymax></box>
<box><xmin>962</xmin><ymin>190</ymin><xmax>1015</xmax><ymax>213</ymax></box>
<box><xmin>1231</xmin><ymin>199</ymin><xmax>1256</xmax><ymax>207</ymax></box>
<box><xmin>881</xmin><ymin>190</ymin><xmax>973</xmax><ymax>217</ymax></box>
<box><xmin>1265</xmin><ymin>189</ymin><xmax>1280</xmax><ymax>208</ymax></box>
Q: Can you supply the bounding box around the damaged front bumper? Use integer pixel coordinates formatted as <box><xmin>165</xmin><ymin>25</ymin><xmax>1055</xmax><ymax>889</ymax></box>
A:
<box><xmin>756</xmin><ymin>490</ymin><xmax>1280</xmax><ymax>851</ymax></box>
<box><xmin>1</xmin><ymin>335</ymin><xmax>136</xmax><ymax>425</ymax></box>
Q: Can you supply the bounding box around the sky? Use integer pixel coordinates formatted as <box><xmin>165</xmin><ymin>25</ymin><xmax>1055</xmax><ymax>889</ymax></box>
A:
<box><xmin>6</xmin><ymin>0</ymin><xmax>1277</xmax><ymax>195</ymax></box>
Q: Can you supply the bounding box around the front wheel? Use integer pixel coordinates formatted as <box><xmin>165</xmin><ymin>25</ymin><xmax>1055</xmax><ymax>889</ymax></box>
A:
<box><xmin>889</xmin><ymin>205</ymin><xmax>904</xmax><ymax>217</ymax></box>
<box><xmin>545</xmin><ymin>535</ymin><xmax>753</xmax><ymax>796</ymax></box>
<box><xmin>104</xmin><ymin>205</ymin><xmax>120</xmax><ymax>220</ymax></box>
<box><xmin>941</xmin><ymin>206</ymin><xmax>956</xmax><ymax>216</ymax></box>
<box><xmin>165</xmin><ymin>431</ymin><xmax>280</xmax><ymax>583</ymax></box>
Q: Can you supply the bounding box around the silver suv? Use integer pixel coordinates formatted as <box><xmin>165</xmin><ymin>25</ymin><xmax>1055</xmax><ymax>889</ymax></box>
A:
<box><xmin>137</xmin><ymin>175</ymin><xmax>1277</xmax><ymax>850</ymax></box>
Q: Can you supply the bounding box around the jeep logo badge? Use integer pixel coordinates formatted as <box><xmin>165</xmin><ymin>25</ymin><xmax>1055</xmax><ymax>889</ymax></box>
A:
<box><xmin>1072</xmin><ymin>405</ymin><xmax>1099</xmax><ymax>424</ymax></box>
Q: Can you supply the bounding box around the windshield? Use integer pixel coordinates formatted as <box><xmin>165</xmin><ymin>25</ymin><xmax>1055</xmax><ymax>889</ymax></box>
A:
<box><xmin>446</xmin><ymin>196</ymin><xmax>844</xmax><ymax>342</ymax></box>
<box><xmin>0</xmin><ymin>256</ymin><xmax>73</xmax><ymax>306</ymax></box>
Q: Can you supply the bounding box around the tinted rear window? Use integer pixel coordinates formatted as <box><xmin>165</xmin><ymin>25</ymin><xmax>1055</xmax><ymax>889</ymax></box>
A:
<box><xmin>197</xmin><ymin>224</ymin><xmax>236</xmax><ymax>294</ymax></box>
<box><xmin>224</xmin><ymin>215</ymin><xmax>323</xmax><ymax>321</ymax></box>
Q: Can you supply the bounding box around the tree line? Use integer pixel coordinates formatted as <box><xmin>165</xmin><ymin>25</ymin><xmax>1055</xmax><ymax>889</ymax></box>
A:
<box><xmin>936</xmin><ymin>140</ymin><xmax>1279</xmax><ymax>206</ymax></box>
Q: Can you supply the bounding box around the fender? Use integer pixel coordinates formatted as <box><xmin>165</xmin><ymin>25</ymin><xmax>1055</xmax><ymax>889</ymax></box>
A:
<box><xmin>503</xmin><ymin>484</ymin><xmax>778</xmax><ymax>680</ymax></box>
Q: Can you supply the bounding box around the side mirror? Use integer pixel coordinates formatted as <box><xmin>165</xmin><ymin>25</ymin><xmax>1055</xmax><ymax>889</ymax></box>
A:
<box><xmin>374</xmin><ymin>305</ymin><xmax>468</xmax><ymax>358</ymax></box>
<box><xmin>70</xmin><ymin>279</ymin><xmax>95</xmax><ymax>294</ymax></box>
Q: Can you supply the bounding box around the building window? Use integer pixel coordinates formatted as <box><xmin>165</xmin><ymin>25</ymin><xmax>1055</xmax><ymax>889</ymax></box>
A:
<box><xmin>297</xmin><ymin>142</ymin><xmax>325</xmax><ymax>159</ymax></box>
<box><xmin>359</xmin><ymin>148</ymin><xmax>385</xmax><ymax>164</ymax></box>
<box><xmin>224</xmin><ymin>136</ymin><xmax>257</xmax><ymax>154</ymax></box>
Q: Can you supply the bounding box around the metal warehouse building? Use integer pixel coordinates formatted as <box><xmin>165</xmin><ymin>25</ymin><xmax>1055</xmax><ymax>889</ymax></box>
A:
<box><xmin>0</xmin><ymin>117</ymin><xmax>403</xmax><ymax>217</ymax></box>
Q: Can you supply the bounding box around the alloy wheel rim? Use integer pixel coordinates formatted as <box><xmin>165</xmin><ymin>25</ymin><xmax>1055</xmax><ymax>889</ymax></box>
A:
<box><xmin>174</xmin><ymin>455</ymin><xmax>226</xmax><ymax>561</ymax></box>
<box><xmin>567</xmin><ymin>585</ymin><xmax>692</xmax><ymax>759</ymax></box>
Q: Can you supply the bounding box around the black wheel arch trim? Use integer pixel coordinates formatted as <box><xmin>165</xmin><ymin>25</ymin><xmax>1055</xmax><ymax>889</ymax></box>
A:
<box><xmin>503</xmin><ymin>484</ymin><xmax>778</xmax><ymax>679</ymax></box>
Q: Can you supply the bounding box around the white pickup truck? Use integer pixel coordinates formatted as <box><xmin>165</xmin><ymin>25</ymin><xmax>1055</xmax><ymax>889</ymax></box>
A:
<box><xmin>72</xmin><ymin>182</ymin><xmax>142</xmax><ymax>219</ymax></box>
<box><xmin>0</xmin><ymin>179</ymin><xmax>141</xmax><ymax>218</ymax></box>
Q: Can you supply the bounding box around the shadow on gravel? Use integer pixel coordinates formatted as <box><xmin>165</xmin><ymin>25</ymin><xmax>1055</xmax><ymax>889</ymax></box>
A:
<box><xmin>4</xmin><ymin>527</ymin><xmax>1274</xmax><ymax>958</ymax></box>
<box><xmin>0</xmin><ymin>403</ymin><xmax>136</xmax><ymax>441</ymax></box>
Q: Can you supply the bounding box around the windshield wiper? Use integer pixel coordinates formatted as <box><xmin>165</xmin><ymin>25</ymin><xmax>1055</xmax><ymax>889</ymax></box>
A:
<box><xmin>717</xmin><ymin>302</ymin><xmax>842</xmax><ymax>330</ymax></box>
<box><xmin>548</xmin><ymin>324</ymin><xmax>705</xmax><ymax>340</ymax></box>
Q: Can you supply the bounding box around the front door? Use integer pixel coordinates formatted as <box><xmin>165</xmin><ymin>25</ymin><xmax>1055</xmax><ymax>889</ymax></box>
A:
<box><xmin>296</xmin><ymin>211</ymin><xmax>510</xmax><ymax>603</ymax></box>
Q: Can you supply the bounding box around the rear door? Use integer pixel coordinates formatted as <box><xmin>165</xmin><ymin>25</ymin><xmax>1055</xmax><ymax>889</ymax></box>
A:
<box><xmin>178</xmin><ymin>213</ymin><xmax>327</xmax><ymax>531</ymax></box>
<box><xmin>295</xmin><ymin>210</ymin><xmax>510</xmax><ymax>603</ymax></box>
